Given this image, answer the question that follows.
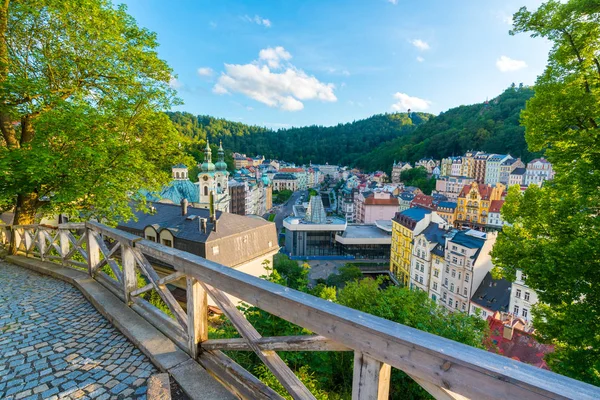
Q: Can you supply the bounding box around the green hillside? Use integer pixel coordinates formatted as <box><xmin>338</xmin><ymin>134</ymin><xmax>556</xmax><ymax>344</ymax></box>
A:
<box><xmin>167</xmin><ymin>112</ymin><xmax>431</xmax><ymax>167</ymax></box>
<box><xmin>168</xmin><ymin>85</ymin><xmax>538</xmax><ymax>172</ymax></box>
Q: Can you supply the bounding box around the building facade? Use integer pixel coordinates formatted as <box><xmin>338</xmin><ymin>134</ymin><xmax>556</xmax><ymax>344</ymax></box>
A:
<box><xmin>508</xmin><ymin>269</ymin><xmax>538</xmax><ymax>323</ymax></box>
<box><xmin>455</xmin><ymin>182</ymin><xmax>505</xmax><ymax>230</ymax></box>
<box><xmin>524</xmin><ymin>158</ymin><xmax>554</xmax><ymax>186</ymax></box>
<box><xmin>355</xmin><ymin>191</ymin><xmax>398</xmax><ymax>224</ymax></box>
<box><xmin>499</xmin><ymin>158</ymin><xmax>524</xmax><ymax>185</ymax></box>
<box><xmin>485</xmin><ymin>154</ymin><xmax>512</xmax><ymax>185</ymax></box>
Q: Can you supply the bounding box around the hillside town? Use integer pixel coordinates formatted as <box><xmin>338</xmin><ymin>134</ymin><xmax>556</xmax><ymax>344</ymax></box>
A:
<box><xmin>142</xmin><ymin>145</ymin><xmax>554</xmax><ymax>359</ymax></box>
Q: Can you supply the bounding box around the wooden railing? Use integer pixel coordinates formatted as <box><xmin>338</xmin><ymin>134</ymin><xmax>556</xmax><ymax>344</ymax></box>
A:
<box><xmin>2</xmin><ymin>222</ymin><xmax>599</xmax><ymax>400</ymax></box>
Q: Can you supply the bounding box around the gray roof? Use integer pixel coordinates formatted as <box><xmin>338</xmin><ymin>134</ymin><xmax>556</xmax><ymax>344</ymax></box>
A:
<box><xmin>118</xmin><ymin>202</ymin><xmax>277</xmax><ymax>267</ymax></box>
<box><xmin>511</xmin><ymin>167</ymin><xmax>526</xmax><ymax>175</ymax></box>
<box><xmin>470</xmin><ymin>272</ymin><xmax>511</xmax><ymax>312</ymax></box>
<box><xmin>273</xmin><ymin>173</ymin><xmax>297</xmax><ymax>180</ymax></box>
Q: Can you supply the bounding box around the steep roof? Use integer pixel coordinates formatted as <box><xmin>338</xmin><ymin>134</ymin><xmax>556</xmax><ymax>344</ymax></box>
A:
<box><xmin>471</xmin><ymin>272</ymin><xmax>511</xmax><ymax>313</ymax></box>
<box><xmin>273</xmin><ymin>173</ymin><xmax>297</xmax><ymax>180</ymax></box>
<box><xmin>511</xmin><ymin>167</ymin><xmax>526</xmax><ymax>175</ymax></box>
<box><xmin>450</xmin><ymin>230</ymin><xmax>486</xmax><ymax>249</ymax></box>
<box><xmin>118</xmin><ymin>202</ymin><xmax>277</xmax><ymax>267</ymax></box>
<box><xmin>421</xmin><ymin>223</ymin><xmax>447</xmax><ymax>245</ymax></box>
<box><xmin>398</xmin><ymin>207</ymin><xmax>431</xmax><ymax>222</ymax></box>
<box><xmin>411</xmin><ymin>194</ymin><xmax>434</xmax><ymax>208</ymax></box>
<box><xmin>364</xmin><ymin>197</ymin><xmax>398</xmax><ymax>206</ymax></box>
<box><xmin>458</xmin><ymin>183</ymin><xmax>494</xmax><ymax>200</ymax></box>
<box><xmin>437</xmin><ymin>201</ymin><xmax>457</xmax><ymax>210</ymax></box>
<box><xmin>489</xmin><ymin>200</ymin><xmax>504</xmax><ymax>214</ymax></box>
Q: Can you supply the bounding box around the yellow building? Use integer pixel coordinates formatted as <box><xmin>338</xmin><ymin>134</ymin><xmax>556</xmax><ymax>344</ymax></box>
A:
<box><xmin>390</xmin><ymin>208</ymin><xmax>445</xmax><ymax>286</ymax></box>
<box><xmin>455</xmin><ymin>182</ymin><xmax>505</xmax><ymax>230</ymax></box>
<box><xmin>436</xmin><ymin>202</ymin><xmax>457</xmax><ymax>225</ymax></box>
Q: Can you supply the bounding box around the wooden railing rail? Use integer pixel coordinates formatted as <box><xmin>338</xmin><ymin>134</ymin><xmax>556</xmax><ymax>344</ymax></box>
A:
<box><xmin>2</xmin><ymin>221</ymin><xmax>599</xmax><ymax>400</ymax></box>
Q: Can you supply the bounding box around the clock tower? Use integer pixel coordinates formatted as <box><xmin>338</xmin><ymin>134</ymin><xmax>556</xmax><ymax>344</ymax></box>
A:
<box><xmin>196</xmin><ymin>140</ymin><xmax>230</xmax><ymax>212</ymax></box>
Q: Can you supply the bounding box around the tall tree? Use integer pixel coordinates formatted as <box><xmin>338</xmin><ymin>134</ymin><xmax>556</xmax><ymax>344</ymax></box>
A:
<box><xmin>0</xmin><ymin>0</ymin><xmax>188</xmax><ymax>230</ymax></box>
<box><xmin>492</xmin><ymin>0</ymin><xmax>600</xmax><ymax>385</ymax></box>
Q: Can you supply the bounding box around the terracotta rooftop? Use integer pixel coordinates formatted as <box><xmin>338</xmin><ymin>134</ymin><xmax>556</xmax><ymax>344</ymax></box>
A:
<box><xmin>489</xmin><ymin>200</ymin><xmax>504</xmax><ymax>213</ymax></box>
<box><xmin>458</xmin><ymin>183</ymin><xmax>494</xmax><ymax>200</ymax></box>
<box><xmin>364</xmin><ymin>197</ymin><xmax>399</xmax><ymax>206</ymax></box>
<box><xmin>280</xmin><ymin>167</ymin><xmax>304</xmax><ymax>173</ymax></box>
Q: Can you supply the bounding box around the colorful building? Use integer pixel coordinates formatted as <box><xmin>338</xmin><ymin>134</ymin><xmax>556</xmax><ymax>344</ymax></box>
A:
<box><xmin>436</xmin><ymin>201</ymin><xmax>457</xmax><ymax>225</ymax></box>
<box><xmin>390</xmin><ymin>208</ymin><xmax>445</xmax><ymax>285</ymax></box>
<box><xmin>455</xmin><ymin>182</ymin><xmax>505</xmax><ymax>230</ymax></box>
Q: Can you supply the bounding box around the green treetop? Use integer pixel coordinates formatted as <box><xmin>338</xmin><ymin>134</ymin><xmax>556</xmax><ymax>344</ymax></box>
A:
<box><xmin>0</xmin><ymin>0</ymin><xmax>191</xmax><ymax>228</ymax></box>
<box><xmin>492</xmin><ymin>0</ymin><xmax>600</xmax><ymax>385</ymax></box>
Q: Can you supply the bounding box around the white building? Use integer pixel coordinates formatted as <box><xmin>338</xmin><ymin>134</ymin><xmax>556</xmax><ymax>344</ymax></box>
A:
<box><xmin>509</xmin><ymin>269</ymin><xmax>538</xmax><ymax>323</ymax></box>
<box><xmin>196</xmin><ymin>141</ymin><xmax>230</xmax><ymax>212</ymax></box>
<box><xmin>410</xmin><ymin>223</ymin><xmax>449</xmax><ymax>295</ymax></box>
<box><xmin>441</xmin><ymin>230</ymin><xmax>497</xmax><ymax>313</ymax></box>
<box><xmin>487</xmin><ymin>200</ymin><xmax>506</xmax><ymax>229</ymax></box>
<box><xmin>524</xmin><ymin>158</ymin><xmax>554</xmax><ymax>186</ymax></box>
<box><xmin>485</xmin><ymin>154</ymin><xmax>512</xmax><ymax>185</ymax></box>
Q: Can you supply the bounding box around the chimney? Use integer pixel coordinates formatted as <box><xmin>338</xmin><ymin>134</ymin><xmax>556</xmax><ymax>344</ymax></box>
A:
<box><xmin>199</xmin><ymin>218</ymin><xmax>206</xmax><ymax>233</ymax></box>
<box><xmin>181</xmin><ymin>198</ymin><xmax>188</xmax><ymax>216</ymax></box>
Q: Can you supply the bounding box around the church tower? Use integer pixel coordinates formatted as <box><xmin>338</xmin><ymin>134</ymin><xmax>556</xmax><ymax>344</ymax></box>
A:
<box><xmin>196</xmin><ymin>140</ymin><xmax>230</xmax><ymax>212</ymax></box>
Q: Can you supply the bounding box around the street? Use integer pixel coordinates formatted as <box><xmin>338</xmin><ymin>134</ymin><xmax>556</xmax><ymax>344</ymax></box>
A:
<box><xmin>271</xmin><ymin>190</ymin><xmax>305</xmax><ymax>233</ymax></box>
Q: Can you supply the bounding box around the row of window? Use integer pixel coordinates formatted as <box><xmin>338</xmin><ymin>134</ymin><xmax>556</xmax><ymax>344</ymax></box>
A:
<box><xmin>515</xmin><ymin>289</ymin><xmax>531</xmax><ymax>301</ymax></box>
<box><xmin>514</xmin><ymin>305</ymin><xmax>528</xmax><ymax>318</ymax></box>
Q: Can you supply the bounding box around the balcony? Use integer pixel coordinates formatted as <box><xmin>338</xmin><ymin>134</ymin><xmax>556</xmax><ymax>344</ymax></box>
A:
<box><xmin>1</xmin><ymin>222</ymin><xmax>598</xmax><ymax>400</ymax></box>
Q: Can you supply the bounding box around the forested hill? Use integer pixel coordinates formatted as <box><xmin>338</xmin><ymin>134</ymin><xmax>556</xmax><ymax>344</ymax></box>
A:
<box><xmin>168</xmin><ymin>85</ymin><xmax>538</xmax><ymax>172</ymax></box>
<box><xmin>355</xmin><ymin>86</ymin><xmax>539</xmax><ymax>172</ymax></box>
<box><xmin>167</xmin><ymin>112</ymin><xmax>431</xmax><ymax>167</ymax></box>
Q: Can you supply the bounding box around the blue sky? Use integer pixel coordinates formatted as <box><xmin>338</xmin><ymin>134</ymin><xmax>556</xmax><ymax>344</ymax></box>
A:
<box><xmin>120</xmin><ymin>0</ymin><xmax>551</xmax><ymax>128</ymax></box>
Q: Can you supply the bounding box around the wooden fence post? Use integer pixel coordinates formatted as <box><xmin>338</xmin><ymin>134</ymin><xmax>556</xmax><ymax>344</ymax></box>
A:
<box><xmin>59</xmin><ymin>229</ymin><xmax>69</xmax><ymax>265</ymax></box>
<box><xmin>86</xmin><ymin>228</ymin><xmax>100</xmax><ymax>277</ymax></box>
<box><xmin>187</xmin><ymin>277</ymin><xmax>208</xmax><ymax>359</ymax></box>
<box><xmin>37</xmin><ymin>228</ymin><xmax>46</xmax><ymax>261</ymax></box>
<box><xmin>352</xmin><ymin>351</ymin><xmax>391</xmax><ymax>400</ymax></box>
<box><xmin>122</xmin><ymin>244</ymin><xmax>137</xmax><ymax>305</ymax></box>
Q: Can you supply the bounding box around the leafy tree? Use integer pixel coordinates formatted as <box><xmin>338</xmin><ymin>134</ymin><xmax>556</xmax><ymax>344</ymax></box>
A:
<box><xmin>0</xmin><ymin>0</ymin><xmax>188</xmax><ymax>229</ymax></box>
<box><xmin>325</xmin><ymin>264</ymin><xmax>363</xmax><ymax>288</ymax></box>
<box><xmin>491</xmin><ymin>0</ymin><xmax>600</xmax><ymax>385</ymax></box>
<box><xmin>274</xmin><ymin>189</ymin><xmax>293</xmax><ymax>204</ymax></box>
<box><xmin>400</xmin><ymin>167</ymin><xmax>436</xmax><ymax>194</ymax></box>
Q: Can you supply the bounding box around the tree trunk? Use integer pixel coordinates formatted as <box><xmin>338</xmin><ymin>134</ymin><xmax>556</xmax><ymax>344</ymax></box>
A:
<box><xmin>10</xmin><ymin>192</ymin><xmax>39</xmax><ymax>254</ymax></box>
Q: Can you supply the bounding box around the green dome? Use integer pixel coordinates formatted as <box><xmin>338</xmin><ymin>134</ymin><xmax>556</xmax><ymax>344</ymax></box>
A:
<box><xmin>201</xmin><ymin>162</ymin><xmax>215</xmax><ymax>172</ymax></box>
<box><xmin>215</xmin><ymin>160</ymin><xmax>228</xmax><ymax>171</ymax></box>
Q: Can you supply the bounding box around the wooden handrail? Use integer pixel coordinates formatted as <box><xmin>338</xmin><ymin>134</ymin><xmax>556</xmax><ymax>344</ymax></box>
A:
<box><xmin>3</xmin><ymin>222</ymin><xmax>599</xmax><ymax>400</ymax></box>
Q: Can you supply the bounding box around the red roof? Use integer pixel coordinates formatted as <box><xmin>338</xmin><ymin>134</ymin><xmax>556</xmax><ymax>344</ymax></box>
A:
<box><xmin>280</xmin><ymin>168</ymin><xmax>304</xmax><ymax>173</ymax></box>
<box><xmin>364</xmin><ymin>197</ymin><xmax>399</xmax><ymax>206</ymax></box>
<box><xmin>458</xmin><ymin>183</ymin><xmax>494</xmax><ymax>200</ymax></box>
<box><xmin>411</xmin><ymin>194</ymin><xmax>434</xmax><ymax>209</ymax></box>
<box><xmin>489</xmin><ymin>200</ymin><xmax>504</xmax><ymax>213</ymax></box>
<box><xmin>486</xmin><ymin>317</ymin><xmax>553</xmax><ymax>369</ymax></box>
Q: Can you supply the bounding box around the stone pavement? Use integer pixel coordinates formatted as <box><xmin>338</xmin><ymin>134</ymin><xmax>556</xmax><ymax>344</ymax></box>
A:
<box><xmin>0</xmin><ymin>261</ymin><xmax>158</xmax><ymax>399</ymax></box>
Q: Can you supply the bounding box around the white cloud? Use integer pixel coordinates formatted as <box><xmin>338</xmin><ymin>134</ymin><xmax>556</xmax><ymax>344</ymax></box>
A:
<box><xmin>388</xmin><ymin>0</ymin><xmax>398</xmax><ymax>4</ymax></box>
<box><xmin>411</xmin><ymin>39</ymin><xmax>430</xmax><ymax>51</ymax></box>
<box><xmin>258</xmin><ymin>46</ymin><xmax>291</xmax><ymax>68</ymax></box>
<box><xmin>391</xmin><ymin>92</ymin><xmax>431</xmax><ymax>111</ymax></box>
<box><xmin>496</xmin><ymin>55</ymin><xmax>527</xmax><ymax>72</ymax></box>
<box><xmin>197</xmin><ymin>67</ymin><xmax>214</xmax><ymax>77</ymax></box>
<box><xmin>243</xmin><ymin>15</ymin><xmax>271</xmax><ymax>28</ymax></box>
<box><xmin>416</xmin><ymin>56</ymin><xmax>425</xmax><ymax>62</ymax></box>
<box><xmin>213</xmin><ymin>46</ymin><xmax>337</xmax><ymax>111</ymax></box>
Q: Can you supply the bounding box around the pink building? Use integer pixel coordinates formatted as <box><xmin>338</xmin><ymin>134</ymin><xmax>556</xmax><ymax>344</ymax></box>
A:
<box><xmin>355</xmin><ymin>191</ymin><xmax>399</xmax><ymax>223</ymax></box>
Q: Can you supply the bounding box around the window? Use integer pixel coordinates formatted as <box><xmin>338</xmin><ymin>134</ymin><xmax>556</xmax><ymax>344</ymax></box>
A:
<box><xmin>514</xmin><ymin>305</ymin><xmax>519</xmax><ymax>315</ymax></box>
<box><xmin>452</xmin><ymin>257</ymin><xmax>457</xmax><ymax>263</ymax></box>
<box><xmin>432</xmin><ymin>294</ymin><xmax>437</xmax><ymax>302</ymax></box>
<box><xmin>443</xmin><ymin>292</ymin><xmax>447</xmax><ymax>300</ymax></box>
<box><xmin>445</xmin><ymin>266</ymin><xmax>449</xmax><ymax>273</ymax></box>
<box><xmin>450</xmin><ymin>283</ymin><xmax>454</xmax><ymax>292</ymax></box>
<box><xmin>462</xmin><ymin>304</ymin><xmax>466</xmax><ymax>311</ymax></box>
<box><xmin>419</xmin><ymin>276</ymin><xmax>423</xmax><ymax>284</ymax></box>
<box><xmin>463</xmin><ymin>287</ymin><xmax>467</xmax><ymax>296</ymax></box>
<box><xmin>516</xmin><ymin>289</ymin><xmax>521</xmax><ymax>298</ymax></box>
<box><xmin>162</xmin><ymin>239</ymin><xmax>172</xmax><ymax>247</ymax></box>
<box><xmin>452</xmin><ymin>245</ymin><xmax>457</xmax><ymax>251</ymax></box>
<box><xmin>146</xmin><ymin>235</ymin><xmax>156</xmax><ymax>242</ymax></box>
<box><xmin>203</xmin><ymin>186</ymin><xmax>208</xmax><ymax>196</ymax></box>
<box><xmin>524</xmin><ymin>292</ymin><xmax>530</xmax><ymax>301</ymax></box>
<box><xmin>465</xmin><ymin>274</ymin><xmax>469</xmax><ymax>282</ymax></box>
<box><xmin>451</xmin><ymin>270</ymin><xmax>456</xmax><ymax>278</ymax></box>
<box><xmin>433</xmin><ymin>269</ymin><xmax>439</xmax><ymax>278</ymax></box>
<box><xmin>212</xmin><ymin>246</ymin><xmax>220</xmax><ymax>255</ymax></box>
<box><xmin>521</xmin><ymin>273</ymin><xmax>527</xmax><ymax>281</ymax></box>
<box><xmin>522</xmin><ymin>308</ymin><xmax>528</xmax><ymax>318</ymax></box>
<box><xmin>482</xmin><ymin>310</ymin><xmax>487</xmax><ymax>317</ymax></box>
<box><xmin>458</xmin><ymin>272</ymin><xmax>461</xmax><ymax>280</ymax></box>
<box><xmin>455</xmin><ymin>300</ymin><xmax>459</xmax><ymax>309</ymax></box>
<box><xmin>433</xmin><ymin>282</ymin><xmax>438</xmax><ymax>290</ymax></box>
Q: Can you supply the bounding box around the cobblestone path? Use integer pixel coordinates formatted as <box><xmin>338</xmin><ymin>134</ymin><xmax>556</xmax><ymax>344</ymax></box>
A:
<box><xmin>0</xmin><ymin>262</ymin><xmax>158</xmax><ymax>399</ymax></box>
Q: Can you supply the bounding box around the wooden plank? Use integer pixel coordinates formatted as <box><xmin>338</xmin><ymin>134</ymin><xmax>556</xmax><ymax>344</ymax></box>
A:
<box><xmin>122</xmin><ymin>245</ymin><xmax>137</xmax><ymax>305</ymax></box>
<box><xmin>58</xmin><ymin>222</ymin><xmax>85</xmax><ymax>230</ymax></box>
<box><xmin>131</xmin><ymin>271</ymin><xmax>187</xmax><ymax>298</ymax></box>
<box><xmin>131</xmin><ymin>297</ymin><xmax>188</xmax><ymax>352</ymax></box>
<box><xmin>63</xmin><ymin>231</ymin><xmax>88</xmax><ymax>263</ymax></box>
<box><xmin>86</xmin><ymin>228</ymin><xmax>101</xmax><ymax>277</ymax></box>
<box><xmin>59</xmin><ymin>230</ymin><xmax>70</xmax><ymax>265</ymax></box>
<box><xmin>202</xmin><ymin>335</ymin><xmax>352</xmax><ymax>352</ymax></box>
<box><xmin>86</xmin><ymin>221</ymin><xmax>142</xmax><ymax>247</ymax></box>
<box><xmin>186</xmin><ymin>277</ymin><xmax>207</xmax><ymax>359</ymax></box>
<box><xmin>65</xmin><ymin>260</ymin><xmax>88</xmax><ymax>269</ymax></box>
<box><xmin>352</xmin><ymin>351</ymin><xmax>390</xmax><ymax>400</ymax></box>
<box><xmin>202</xmin><ymin>283</ymin><xmax>315</xmax><ymax>400</ymax></box>
<box><xmin>133</xmin><ymin>238</ymin><xmax>600</xmax><ymax>400</ymax></box>
<box><xmin>407</xmin><ymin>373</ymin><xmax>468</xmax><ymax>400</ymax></box>
<box><xmin>37</xmin><ymin>228</ymin><xmax>46</xmax><ymax>261</ymax></box>
<box><xmin>94</xmin><ymin>235</ymin><xmax>123</xmax><ymax>283</ymax></box>
<box><xmin>132</xmin><ymin>248</ymin><xmax>188</xmax><ymax>332</ymax></box>
<box><xmin>198</xmin><ymin>350</ymin><xmax>284</xmax><ymax>400</ymax></box>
